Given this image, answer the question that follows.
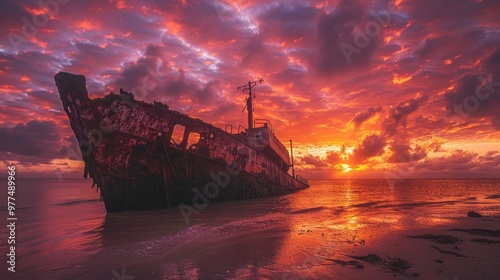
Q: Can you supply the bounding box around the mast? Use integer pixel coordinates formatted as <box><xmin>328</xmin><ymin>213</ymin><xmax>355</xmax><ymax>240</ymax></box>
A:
<box><xmin>290</xmin><ymin>139</ymin><xmax>295</xmax><ymax>178</ymax></box>
<box><xmin>237</xmin><ymin>78</ymin><xmax>263</xmax><ymax>129</ymax></box>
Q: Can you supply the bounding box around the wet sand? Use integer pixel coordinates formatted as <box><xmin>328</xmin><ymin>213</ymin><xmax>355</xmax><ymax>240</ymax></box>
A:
<box><xmin>2</xmin><ymin>179</ymin><xmax>499</xmax><ymax>280</ymax></box>
<box><xmin>302</xmin><ymin>216</ymin><xmax>500</xmax><ymax>280</ymax></box>
<box><xmin>244</xmin><ymin>213</ymin><xmax>500</xmax><ymax>280</ymax></box>
<box><xmin>81</xmin><ymin>197</ymin><xmax>500</xmax><ymax>280</ymax></box>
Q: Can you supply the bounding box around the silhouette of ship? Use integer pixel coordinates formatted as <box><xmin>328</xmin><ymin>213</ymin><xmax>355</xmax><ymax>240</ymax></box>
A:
<box><xmin>55</xmin><ymin>72</ymin><xmax>309</xmax><ymax>212</ymax></box>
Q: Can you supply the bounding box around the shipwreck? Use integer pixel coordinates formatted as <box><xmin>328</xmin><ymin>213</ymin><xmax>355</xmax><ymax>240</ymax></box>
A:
<box><xmin>55</xmin><ymin>72</ymin><xmax>309</xmax><ymax>212</ymax></box>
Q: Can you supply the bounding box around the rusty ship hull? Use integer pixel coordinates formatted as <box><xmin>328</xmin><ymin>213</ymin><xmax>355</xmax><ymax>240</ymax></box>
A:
<box><xmin>55</xmin><ymin>72</ymin><xmax>309</xmax><ymax>212</ymax></box>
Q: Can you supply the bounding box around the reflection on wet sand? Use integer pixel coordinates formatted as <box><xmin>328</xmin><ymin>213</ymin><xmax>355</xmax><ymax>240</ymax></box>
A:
<box><xmin>250</xmin><ymin>180</ymin><xmax>499</xmax><ymax>279</ymax></box>
<box><xmin>6</xmin><ymin>179</ymin><xmax>499</xmax><ymax>280</ymax></box>
<box><xmin>87</xmin><ymin>197</ymin><xmax>291</xmax><ymax>279</ymax></box>
<box><xmin>94</xmin><ymin>179</ymin><xmax>499</xmax><ymax>279</ymax></box>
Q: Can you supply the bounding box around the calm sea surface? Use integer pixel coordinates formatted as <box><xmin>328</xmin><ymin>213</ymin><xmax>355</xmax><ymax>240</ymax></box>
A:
<box><xmin>0</xmin><ymin>178</ymin><xmax>499</xmax><ymax>279</ymax></box>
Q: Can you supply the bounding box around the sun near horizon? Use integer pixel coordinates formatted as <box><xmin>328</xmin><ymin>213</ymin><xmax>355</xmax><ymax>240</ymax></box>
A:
<box><xmin>1</xmin><ymin>0</ymin><xmax>499</xmax><ymax>180</ymax></box>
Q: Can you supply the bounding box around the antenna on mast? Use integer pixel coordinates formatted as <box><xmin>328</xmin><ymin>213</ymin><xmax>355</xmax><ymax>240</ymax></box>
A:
<box><xmin>237</xmin><ymin>78</ymin><xmax>263</xmax><ymax>129</ymax></box>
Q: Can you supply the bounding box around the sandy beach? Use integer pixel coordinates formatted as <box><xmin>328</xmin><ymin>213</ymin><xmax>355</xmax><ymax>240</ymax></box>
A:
<box><xmin>102</xmin><ymin>181</ymin><xmax>500</xmax><ymax>280</ymax></box>
<box><xmin>272</xmin><ymin>196</ymin><xmax>500</xmax><ymax>280</ymax></box>
<box><xmin>2</xmin><ymin>179</ymin><xmax>499</xmax><ymax>280</ymax></box>
<box><xmin>277</xmin><ymin>216</ymin><xmax>500</xmax><ymax>280</ymax></box>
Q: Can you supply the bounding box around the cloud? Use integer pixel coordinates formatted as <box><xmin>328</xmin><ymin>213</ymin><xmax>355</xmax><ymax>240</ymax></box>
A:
<box><xmin>153</xmin><ymin>0</ymin><xmax>250</xmax><ymax>45</ymax></box>
<box><xmin>413</xmin><ymin>35</ymin><xmax>452</xmax><ymax>59</ymax></box>
<box><xmin>0</xmin><ymin>120</ymin><xmax>68</xmax><ymax>165</ymax></box>
<box><xmin>0</xmin><ymin>51</ymin><xmax>60</xmax><ymax>89</ymax></box>
<box><xmin>239</xmin><ymin>34</ymin><xmax>288</xmax><ymax>72</ymax></box>
<box><xmin>403</xmin><ymin>0</ymin><xmax>500</xmax><ymax>28</ymax></box>
<box><xmin>64</xmin><ymin>42</ymin><xmax>126</xmax><ymax>75</ymax></box>
<box><xmin>414</xmin><ymin>149</ymin><xmax>500</xmax><ymax>178</ymax></box>
<box><xmin>374</xmin><ymin>95</ymin><xmax>431</xmax><ymax>164</ymax></box>
<box><xmin>351</xmin><ymin>134</ymin><xmax>386</xmax><ymax>163</ymax></box>
<box><xmin>387</xmin><ymin>143</ymin><xmax>427</xmax><ymax>163</ymax></box>
<box><xmin>484</xmin><ymin>47</ymin><xmax>500</xmax><ymax>75</ymax></box>
<box><xmin>299</xmin><ymin>154</ymin><xmax>328</xmax><ymax>168</ymax></box>
<box><xmin>257</xmin><ymin>1</ymin><xmax>317</xmax><ymax>47</ymax></box>
<box><xmin>352</xmin><ymin>106</ymin><xmax>382</xmax><ymax>127</ymax></box>
<box><xmin>313</xmin><ymin>0</ymin><xmax>380</xmax><ymax>76</ymax></box>
<box><xmin>382</xmin><ymin>95</ymin><xmax>427</xmax><ymax>137</ymax></box>
<box><xmin>0</xmin><ymin>0</ymin><xmax>499</xmax><ymax>178</ymax></box>
<box><xmin>325</xmin><ymin>150</ymin><xmax>342</xmax><ymax>165</ymax></box>
<box><xmin>0</xmin><ymin>1</ymin><xmax>26</xmax><ymax>38</ymax></box>
<box><xmin>444</xmin><ymin>48</ymin><xmax>500</xmax><ymax>130</ymax></box>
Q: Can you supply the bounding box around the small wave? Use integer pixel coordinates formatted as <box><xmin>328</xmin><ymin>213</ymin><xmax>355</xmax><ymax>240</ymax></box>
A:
<box><xmin>55</xmin><ymin>199</ymin><xmax>100</xmax><ymax>206</ymax></box>
<box><xmin>287</xmin><ymin>206</ymin><xmax>327</xmax><ymax>214</ymax></box>
<box><xmin>378</xmin><ymin>201</ymin><xmax>458</xmax><ymax>209</ymax></box>
<box><xmin>356</xmin><ymin>200</ymin><xmax>462</xmax><ymax>210</ymax></box>
<box><xmin>332</xmin><ymin>207</ymin><xmax>345</xmax><ymax>215</ymax></box>
<box><xmin>485</xmin><ymin>194</ymin><xmax>500</xmax><ymax>199</ymax></box>
<box><xmin>351</xmin><ymin>196</ymin><xmax>483</xmax><ymax>210</ymax></box>
<box><xmin>351</xmin><ymin>201</ymin><xmax>387</xmax><ymax>208</ymax></box>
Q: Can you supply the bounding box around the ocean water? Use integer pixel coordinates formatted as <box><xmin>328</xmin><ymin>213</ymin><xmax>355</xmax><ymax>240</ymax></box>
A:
<box><xmin>0</xmin><ymin>178</ymin><xmax>499</xmax><ymax>280</ymax></box>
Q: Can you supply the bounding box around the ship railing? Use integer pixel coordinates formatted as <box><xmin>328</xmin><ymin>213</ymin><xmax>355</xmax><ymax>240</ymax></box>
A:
<box><xmin>254</xmin><ymin>119</ymin><xmax>274</xmax><ymax>133</ymax></box>
<box><xmin>238</xmin><ymin>125</ymin><xmax>247</xmax><ymax>134</ymax></box>
<box><xmin>225</xmin><ymin>124</ymin><xmax>233</xmax><ymax>134</ymax></box>
<box><xmin>295</xmin><ymin>174</ymin><xmax>309</xmax><ymax>185</ymax></box>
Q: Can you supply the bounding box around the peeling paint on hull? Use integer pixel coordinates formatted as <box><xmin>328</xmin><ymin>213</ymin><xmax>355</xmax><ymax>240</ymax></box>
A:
<box><xmin>55</xmin><ymin>72</ymin><xmax>309</xmax><ymax>212</ymax></box>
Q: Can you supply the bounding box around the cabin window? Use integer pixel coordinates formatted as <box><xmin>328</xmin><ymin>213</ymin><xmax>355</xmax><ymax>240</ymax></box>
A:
<box><xmin>255</xmin><ymin>133</ymin><xmax>262</xmax><ymax>139</ymax></box>
<box><xmin>187</xmin><ymin>132</ymin><xmax>200</xmax><ymax>148</ymax></box>
<box><xmin>170</xmin><ymin>124</ymin><xmax>185</xmax><ymax>145</ymax></box>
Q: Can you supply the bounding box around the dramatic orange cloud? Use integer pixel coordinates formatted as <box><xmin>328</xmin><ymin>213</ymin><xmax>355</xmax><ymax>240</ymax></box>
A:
<box><xmin>0</xmin><ymin>0</ymin><xmax>499</xmax><ymax>179</ymax></box>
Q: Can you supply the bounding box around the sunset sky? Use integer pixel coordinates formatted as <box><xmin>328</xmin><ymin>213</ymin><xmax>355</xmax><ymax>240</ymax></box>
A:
<box><xmin>1</xmin><ymin>0</ymin><xmax>499</xmax><ymax>179</ymax></box>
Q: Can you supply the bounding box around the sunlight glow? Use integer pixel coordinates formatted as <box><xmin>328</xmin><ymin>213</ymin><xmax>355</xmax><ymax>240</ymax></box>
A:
<box><xmin>392</xmin><ymin>74</ymin><xmax>412</xmax><ymax>85</ymax></box>
<box><xmin>341</xmin><ymin>164</ymin><xmax>352</xmax><ymax>173</ymax></box>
